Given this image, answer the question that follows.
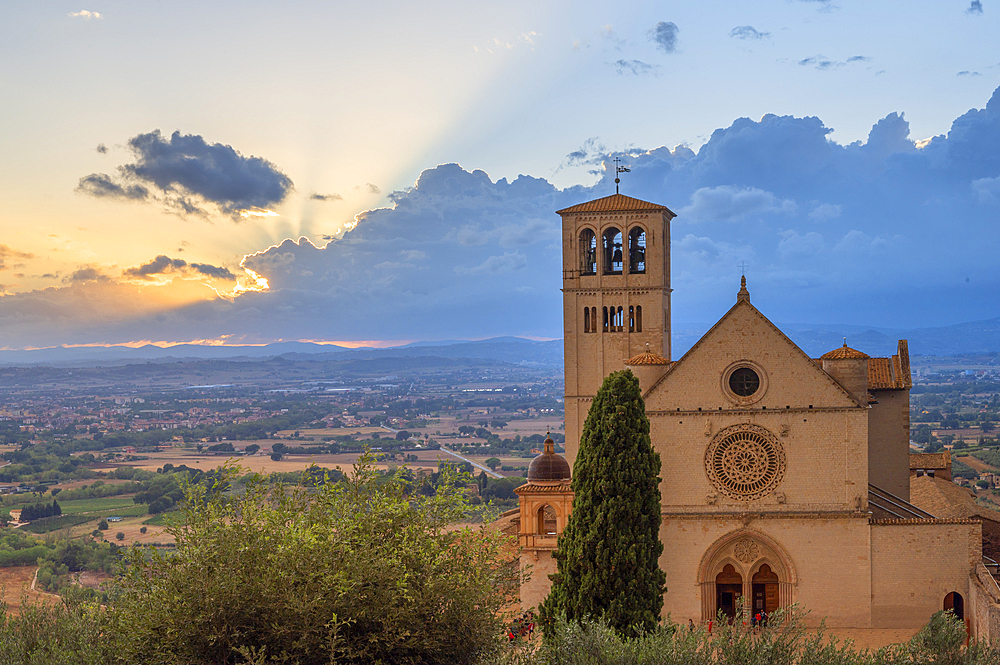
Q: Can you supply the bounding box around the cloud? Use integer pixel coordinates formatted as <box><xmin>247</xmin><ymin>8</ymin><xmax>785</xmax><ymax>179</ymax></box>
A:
<box><xmin>958</xmin><ymin>71</ymin><xmax>982</xmax><ymax>77</ymax></box>
<box><xmin>799</xmin><ymin>55</ymin><xmax>871</xmax><ymax>70</ymax></box>
<box><xmin>310</xmin><ymin>193</ymin><xmax>343</xmax><ymax>201</ymax></box>
<box><xmin>77</xmin><ymin>130</ymin><xmax>293</xmax><ymax>218</ymax></box>
<box><xmin>967</xmin><ymin>1</ymin><xmax>984</xmax><ymax>15</ymax></box>
<box><xmin>65</xmin><ymin>267</ymin><xmax>109</xmax><ymax>283</ymax></box>
<box><xmin>681</xmin><ymin>186</ymin><xmax>796</xmax><ymax>222</ymax></box>
<box><xmin>649</xmin><ymin>22</ymin><xmax>679</xmax><ymax>54</ymax></box>
<box><xmin>455</xmin><ymin>252</ymin><xmax>528</xmax><ymax>275</ymax></box>
<box><xmin>807</xmin><ymin>203</ymin><xmax>842</xmax><ymax>220</ymax></box>
<box><xmin>972</xmin><ymin>176</ymin><xmax>1000</xmax><ymax>202</ymax></box>
<box><xmin>68</xmin><ymin>10</ymin><xmax>101</xmax><ymax>19</ymax></box>
<box><xmin>5</xmin><ymin>87</ymin><xmax>1000</xmax><ymax>347</ymax></box>
<box><xmin>730</xmin><ymin>26</ymin><xmax>770</xmax><ymax>40</ymax></box>
<box><xmin>612</xmin><ymin>59</ymin><xmax>658</xmax><ymax>76</ymax></box>
<box><xmin>0</xmin><ymin>245</ymin><xmax>35</xmax><ymax>271</ymax></box>
<box><xmin>76</xmin><ymin>173</ymin><xmax>149</xmax><ymax>200</ymax></box>
<box><xmin>96</xmin><ymin>143</ymin><xmax>107</xmax><ymax>154</ymax></box>
<box><xmin>122</xmin><ymin>255</ymin><xmax>236</xmax><ymax>281</ymax></box>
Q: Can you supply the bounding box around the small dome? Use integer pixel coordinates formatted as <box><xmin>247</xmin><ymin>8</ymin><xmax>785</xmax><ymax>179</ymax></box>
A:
<box><xmin>626</xmin><ymin>351</ymin><xmax>671</xmax><ymax>366</ymax></box>
<box><xmin>626</xmin><ymin>343</ymin><xmax>670</xmax><ymax>366</ymax></box>
<box><xmin>821</xmin><ymin>341</ymin><xmax>870</xmax><ymax>360</ymax></box>
<box><xmin>527</xmin><ymin>434</ymin><xmax>571</xmax><ymax>482</ymax></box>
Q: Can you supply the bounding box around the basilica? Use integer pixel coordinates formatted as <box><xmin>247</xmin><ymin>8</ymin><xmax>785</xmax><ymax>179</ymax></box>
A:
<box><xmin>514</xmin><ymin>192</ymin><xmax>1000</xmax><ymax>642</ymax></box>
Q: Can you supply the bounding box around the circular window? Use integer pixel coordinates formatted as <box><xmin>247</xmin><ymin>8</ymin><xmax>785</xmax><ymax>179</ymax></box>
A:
<box><xmin>722</xmin><ymin>362</ymin><xmax>768</xmax><ymax>405</ymax></box>
<box><xmin>728</xmin><ymin>368</ymin><xmax>760</xmax><ymax>396</ymax></box>
<box><xmin>705</xmin><ymin>424</ymin><xmax>785</xmax><ymax>501</ymax></box>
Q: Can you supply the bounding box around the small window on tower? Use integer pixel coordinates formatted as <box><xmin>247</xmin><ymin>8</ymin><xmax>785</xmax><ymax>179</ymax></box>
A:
<box><xmin>628</xmin><ymin>227</ymin><xmax>646</xmax><ymax>274</ymax></box>
<box><xmin>579</xmin><ymin>229</ymin><xmax>597</xmax><ymax>275</ymax></box>
<box><xmin>584</xmin><ymin>307</ymin><xmax>591</xmax><ymax>333</ymax></box>
<box><xmin>636</xmin><ymin>305</ymin><xmax>642</xmax><ymax>332</ymax></box>
<box><xmin>603</xmin><ymin>307</ymin><xmax>609</xmax><ymax>332</ymax></box>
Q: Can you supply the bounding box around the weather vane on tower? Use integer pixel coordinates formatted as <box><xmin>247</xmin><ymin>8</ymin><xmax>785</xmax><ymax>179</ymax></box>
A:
<box><xmin>613</xmin><ymin>157</ymin><xmax>630</xmax><ymax>194</ymax></box>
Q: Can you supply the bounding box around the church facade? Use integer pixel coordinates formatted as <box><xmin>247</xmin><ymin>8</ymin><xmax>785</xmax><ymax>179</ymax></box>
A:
<box><xmin>515</xmin><ymin>192</ymin><xmax>1000</xmax><ymax>640</ymax></box>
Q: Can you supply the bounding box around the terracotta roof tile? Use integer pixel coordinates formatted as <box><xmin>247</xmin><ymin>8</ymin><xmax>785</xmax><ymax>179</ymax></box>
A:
<box><xmin>820</xmin><ymin>344</ymin><xmax>870</xmax><ymax>360</ymax></box>
<box><xmin>557</xmin><ymin>193</ymin><xmax>674</xmax><ymax>215</ymax></box>
<box><xmin>869</xmin><ymin>357</ymin><xmax>906</xmax><ymax>390</ymax></box>
<box><xmin>910</xmin><ymin>474</ymin><xmax>1000</xmax><ymax>524</ymax></box>
<box><xmin>626</xmin><ymin>351</ymin><xmax>671</xmax><ymax>366</ymax></box>
<box><xmin>910</xmin><ymin>452</ymin><xmax>951</xmax><ymax>470</ymax></box>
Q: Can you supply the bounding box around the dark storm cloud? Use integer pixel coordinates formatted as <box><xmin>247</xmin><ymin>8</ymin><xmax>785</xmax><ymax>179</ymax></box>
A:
<box><xmin>310</xmin><ymin>193</ymin><xmax>343</xmax><ymax>201</ymax></box>
<box><xmin>612</xmin><ymin>59</ymin><xmax>658</xmax><ymax>76</ymax></box>
<box><xmin>76</xmin><ymin>173</ymin><xmax>149</xmax><ymax>200</ymax></box>
<box><xmin>650</xmin><ymin>22</ymin><xmax>679</xmax><ymax>54</ymax></box>
<box><xmin>77</xmin><ymin>130</ymin><xmax>293</xmax><ymax>218</ymax></box>
<box><xmin>967</xmin><ymin>1</ymin><xmax>984</xmax><ymax>15</ymax></box>
<box><xmin>730</xmin><ymin>26</ymin><xmax>770</xmax><ymax>40</ymax></box>
<box><xmin>122</xmin><ymin>255</ymin><xmax>235</xmax><ymax>281</ymax></box>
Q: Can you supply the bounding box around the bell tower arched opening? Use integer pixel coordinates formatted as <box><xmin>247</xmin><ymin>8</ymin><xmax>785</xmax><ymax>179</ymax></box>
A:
<box><xmin>602</xmin><ymin>228</ymin><xmax>623</xmax><ymax>274</ymax></box>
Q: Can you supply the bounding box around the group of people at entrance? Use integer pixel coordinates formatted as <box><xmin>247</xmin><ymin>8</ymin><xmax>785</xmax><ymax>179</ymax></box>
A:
<box><xmin>507</xmin><ymin>611</ymin><xmax>535</xmax><ymax>642</ymax></box>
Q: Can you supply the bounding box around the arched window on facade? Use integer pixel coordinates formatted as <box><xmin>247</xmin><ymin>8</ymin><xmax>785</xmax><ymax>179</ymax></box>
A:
<box><xmin>603</xmin><ymin>307</ymin><xmax>609</xmax><ymax>332</ymax></box>
<box><xmin>537</xmin><ymin>504</ymin><xmax>558</xmax><ymax>535</ymax></box>
<box><xmin>614</xmin><ymin>306</ymin><xmax>624</xmax><ymax>332</ymax></box>
<box><xmin>603</xmin><ymin>228</ymin><xmax>623</xmax><ymax>274</ymax></box>
<box><xmin>591</xmin><ymin>307</ymin><xmax>597</xmax><ymax>333</ymax></box>
<box><xmin>636</xmin><ymin>305</ymin><xmax>642</xmax><ymax>332</ymax></box>
<box><xmin>628</xmin><ymin>227</ymin><xmax>646</xmax><ymax>274</ymax></box>
<box><xmin>629</xmin><ymin>306</ymin><xmax>635</xmax><ymax>332</ymax></box>
<box><xmin>579</xmin><ymin>229</ymin><xmax>597</xmax><ymax>275</ymax></box>
<box><xmin>584</xmin><ymin>307</ymin><xmax>591</xmax><ymax>333</ymax></box>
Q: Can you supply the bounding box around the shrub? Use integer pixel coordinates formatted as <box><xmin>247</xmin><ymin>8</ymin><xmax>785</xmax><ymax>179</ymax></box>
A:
<box><xmin>116</xmin><ymin>532</ymin><xmax>125</xmax><ymax>541</ymax></box>
<box><xmin>109</xmin><ymin>459</ymin><xmax>517</xmax><ymax>664</ymax></box>
<box><xmin>97</xmin><ymin>519</ymin><xmax>108</xmax><ymax>531</ymax></box>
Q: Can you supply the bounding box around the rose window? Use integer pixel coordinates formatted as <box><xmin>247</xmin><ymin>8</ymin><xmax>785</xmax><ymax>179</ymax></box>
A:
<box><xmin>705</xmin><ymin>424</ymin><xmax>785</xmax><ymax>500</ymax></box>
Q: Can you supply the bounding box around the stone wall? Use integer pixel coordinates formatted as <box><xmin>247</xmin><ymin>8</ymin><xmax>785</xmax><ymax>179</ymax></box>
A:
<box><xmin>870</xmin><ymin>519</ymin><xmax>980</xmax><ymax>629</ymax></box>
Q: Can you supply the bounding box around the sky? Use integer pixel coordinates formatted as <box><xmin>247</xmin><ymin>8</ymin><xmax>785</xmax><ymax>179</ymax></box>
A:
<box><xmin>1</xmin><ymin>0</ymin><xmax>999</xmax><ymax>350</ymax></box>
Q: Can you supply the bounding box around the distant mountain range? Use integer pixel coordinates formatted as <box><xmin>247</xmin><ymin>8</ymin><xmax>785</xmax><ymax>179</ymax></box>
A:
<box><xmin>675</xmin><ymin>316</ymin><xmax>1000</xmax><ymax>359</ymax></box>
<box><xmin>0</xmin><ymin>317</ymin><xmax>996</xmax><ymax>368</ymax></box>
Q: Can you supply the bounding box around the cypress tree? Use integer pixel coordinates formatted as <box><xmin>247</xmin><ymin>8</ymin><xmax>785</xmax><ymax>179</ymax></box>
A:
<box><xmin>541</xmin><ymin>369</ymin><xmax>665</xmax><ymax>635</ymax></box>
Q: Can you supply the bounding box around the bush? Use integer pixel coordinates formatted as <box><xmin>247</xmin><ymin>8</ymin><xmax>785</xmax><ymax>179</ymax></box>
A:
<box><xmin>97</xmin><ymin>519</ymin><xmax>108</xmax><ymax>530</ymax></box>
<box><xmin>140</xmin><ymin>526</ymin><xmax>147</xmax><ymax>534</ymax></box>
<box><xmin>108</xmin><ymin>459</ymin><xmax>517</xmax><ymax>664</ymax></box>
<box><xmin>116</xmin><ymin>532</ymin><xmax>125</xmax><ymax>541</ymax></box>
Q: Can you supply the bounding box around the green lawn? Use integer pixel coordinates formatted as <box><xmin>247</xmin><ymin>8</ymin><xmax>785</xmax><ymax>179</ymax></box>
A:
<box><xmin>142</xmin><ymin>510</ymin><xmax>182</xmax><ymax>527</ymax></box>
<box><xmin>21</xmin><ymin>514</ymin><xmax>96</xmax><ymax>534</ymax></box>
<box><xmin>55</xmin><ymin>496</ymin><xmax>140</xmax><ymax>515</ymax></box>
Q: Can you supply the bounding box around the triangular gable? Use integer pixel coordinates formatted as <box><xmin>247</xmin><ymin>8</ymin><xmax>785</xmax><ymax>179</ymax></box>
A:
<box><xmin>644</xmin><ymin>297</ymin><xmax>865</xmax><ymax>411</ymax></box>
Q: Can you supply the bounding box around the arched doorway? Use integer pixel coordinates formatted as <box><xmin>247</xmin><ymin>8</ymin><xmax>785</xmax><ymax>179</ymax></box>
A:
<box><xmin>536</xmin><ymin>504</ymin><xmax>557</xmax><ymax>535</ymax></box>
<box><xmin>716</xmin><ymin>564</ymin><xmax>743</xmax><ymax>619</ymax></box>
<box><xmin>752</xmin><ymin>564</ymin><xmax>780</xmax><ymax>615</ymax></box>
<box><xmin>944</xmin><ymin>592</ymin><xmax>964</xmax><ymax>621</ymax></box>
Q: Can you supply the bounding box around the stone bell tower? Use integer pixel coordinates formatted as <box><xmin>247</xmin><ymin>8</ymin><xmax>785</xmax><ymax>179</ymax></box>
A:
<box><xmin>558</xmin><ymin>193</ymin><xmax>676</xmax><ymax>467</ymax></box>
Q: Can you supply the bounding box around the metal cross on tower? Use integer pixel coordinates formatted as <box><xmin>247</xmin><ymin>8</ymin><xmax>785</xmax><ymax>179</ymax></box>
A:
<box><xmin>613</xmin><ymin>157</ymin><xmax>630</xmax><ymax>194</ymax></box>
<box><xmin>737</xmin><ymin>260</ymin><xmax>750</xmax><ymax>276</ymax></box>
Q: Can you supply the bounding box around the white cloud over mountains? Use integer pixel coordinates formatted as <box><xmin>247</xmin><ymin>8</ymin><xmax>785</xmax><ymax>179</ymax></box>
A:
<box><xmin>4</xmin><ymin>87</ymin><xmax>1000</xmax><ymax>348</ymax></box>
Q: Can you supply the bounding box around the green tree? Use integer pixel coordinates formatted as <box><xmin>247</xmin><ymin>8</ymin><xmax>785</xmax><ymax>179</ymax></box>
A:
<box><xmin>97</xmin><ymin>519</ymin><xmax>108</xmax><ymax>531</ymax></box>
<box><xmin>116</xmin><ymin>532</ymin><xmax>125</xmax><ymax>541</ymax></box>
<box><xmin>108</xmin><ymin>458</ymin><xmax>516</xmax><ymax>664</ymax></box>
<box><xmin>485</xmin><ymin>457</ymin><xmax>501</xmax><ymax>471</ymax></box>
<box><xmin>542</xmin><ymin>370</ymin><xmax>665</xmax><ymax>636</ymax></box>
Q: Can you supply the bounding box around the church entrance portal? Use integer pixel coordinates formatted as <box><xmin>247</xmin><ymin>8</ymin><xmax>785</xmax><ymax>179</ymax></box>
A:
<box><xmin>752</xmin><ymin>564</ymin><xmax>780</xmax><ymax>615</ymax></box>
<box><xmin>716</xmin><ymin>564</ymin><xmax>743</xmax><ymax>619</ymax></box>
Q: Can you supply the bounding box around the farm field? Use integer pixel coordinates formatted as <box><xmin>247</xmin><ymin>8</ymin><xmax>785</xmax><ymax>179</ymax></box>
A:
<box><xmin>0</xmin><ymin>566</ymin><xmax>58</xmax><ymax>615</ymax></box>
